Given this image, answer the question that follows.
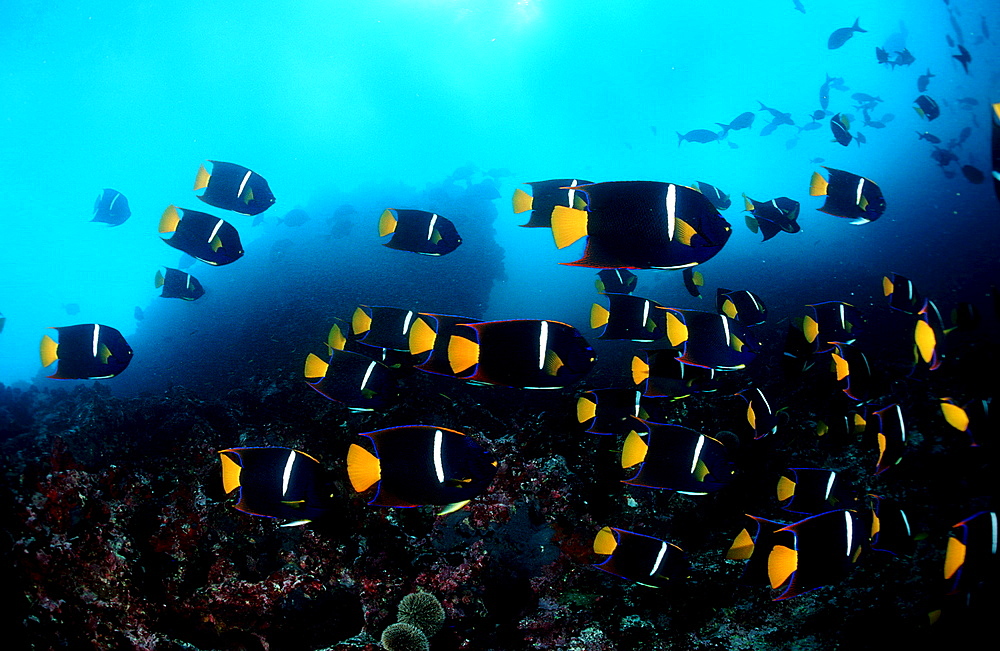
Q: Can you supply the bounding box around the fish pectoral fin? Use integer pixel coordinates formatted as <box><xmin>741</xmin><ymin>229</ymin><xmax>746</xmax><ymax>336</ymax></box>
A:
<box><xmin>437</xmin><ymin>500</ymin><xmax>471</xmax><ymax>516</ymax></box>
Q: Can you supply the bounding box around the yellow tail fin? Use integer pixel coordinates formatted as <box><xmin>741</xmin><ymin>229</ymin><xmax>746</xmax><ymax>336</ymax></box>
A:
<box><xmin>154</xmin><ymin>270</ymin><xmax>165</xmax><ymax>288</ymax></box>
<box><xmin>665</xmin><ymin>311</ymin><xmax>688</xmax><ymax>347</ymax></box>
<box><xmin>576</xmin><ymin>395</ymin><xmax>597</xmax><ymax>423</ymax></box>
<box><xmin>726</xmin><ymin>528</ymin><xmax>755</xmax><ymax>560</ymax></box>
<box><xmin>352</xmin><ymin>306</ymin><xmax>372</xmax><ymax>335</ymax></box>
<box><xmin>590</xmin><ymin>303</ymin><xmax>610</xmax><ymax>329</ymax></box>
<box><xmin>346</xmin><ymin>443</ymin><xmax>381</xmax><ymax>493</ymax></box>
<box><xmin>378</xmin><ymin>209</ymin><xmax>397</xmax><ymax>237</ymax></box>
<box><xmin>631</xmin><ymin>355</ymin><xmax>649</xmax><ymax>384</ymax></box>
<box><xmin>304</xmin><ymin>352</ymin><xmax>329</xmax><ymax>379</ymax></box>
<box><xmin>512</xmin><ymin>188</ymin><xmax>533</xmax><ymax>214</ymax></box>
<box><xmin>194</xmin><ymin>164</ymin><xmax>211</xmax><ymax>191</ymax></box>
<box><xmin>448</xmin><ymin>335</ymin><xmax>479</xmax><ymax>374</ymax></box>
<box><xmin>549</xmin><ymin>205</ymin><xmax>589</xmax><ymax>249</ymax></box>
<box><xmin>159</xmin><ymin>205</ymin><xmax>181</xmax><ymax>234</ymax></box>
<box><xmin>768</xmin><ymin>544</ymin><xmax>798</xmax><ymax>589</ymax></box>
<box><xmin>39</xmin><ymin>334</ymin><xmax>58</xmax><ymax>366</ymax></box>
<box><xmin>621</xmin><ymin>430</ymin><xmax>649</xmax><ymax>468</ymax></box>
<box><xmin>408</xmin><ymin>317</ymin><xmax>437</xmax><ymax>355</ymax></box>
<box><xmin>809</xmin><ymin>172</ymin><xmax>829</xmax><ymax>196</ymax></box>
<box><xmin>593</xmin><ymin>526</ymin><xmax>618</xmax><ymax>555</ymax></box>
<box><xmin>219</xmin><ymin>452</ymin><xmax>242</xmax><ymax>494</ymax></box>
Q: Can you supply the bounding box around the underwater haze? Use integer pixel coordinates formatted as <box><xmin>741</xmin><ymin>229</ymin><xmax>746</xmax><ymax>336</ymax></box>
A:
<box><xmin>1</xmin><ymin>0</ymin><xmax>998</xmax><ymax>649</ymax></box>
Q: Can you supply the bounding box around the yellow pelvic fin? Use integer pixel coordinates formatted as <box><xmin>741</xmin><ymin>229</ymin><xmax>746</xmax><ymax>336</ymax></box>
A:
<box><xmin>665</xmin><ymin>311</ymin><xmax>688</xmax><ymax>347</ymax></box>
<box><xmin>154</xmin><ymin>270</ymin><xmax>165</xmax><ymax>288</ymax></box>
<box><xmin>304</xmin><ymin>352</ymin><xmax>329</xmax><ymax>380</ymax></box>
<box><xmin>576</xmin><ymin>396</ymin><xmax>597</xmax><ymax>423</ymax></box>
<box><xmin>768</xmin><ymin>544</ymin><xmax>798</xmax><ymax>590</ymax></box>
<box><xmin>40</xmin><ymin>334</ymin><xmax>59</xmax><ymax>366</ymax></box>
<box><xmin>347</xmin><ymin>443</ymin><xmax>381</xmax><ymax>493</ymax></box>
<box><xmin>408</xmin><ymin>317</ymin><xmax>437</xmax><ymax>355</ymax></box>
<box><xmin>621</xmin><ymin>430</ymin><xmax>649</xmax><ymax>469</ymax></box>
<box><xmin>747</xmin><ymin>404</ymin><xmax>756</xmax><ymax>429</ymax></box>
<box><xmin>832</xmin><ymin>352</ymin><xmax>849</xmax><ymax>381</ymax></box>
<box><xmin>673</xmin><ymin>218</ymin><xmax>697</xmax><ymax>245</ymax></box>
<box><xmin>327</xmin><ymin>324</ymin><xmax>347</xmax><ymax>352</ymax></box>
<box><xmin>378</xmin><ymin>209</ymin><xmax>398</xmax><ymax>237</ymax></box>
<box><xmin>512</xmin><ymin>188</ymin><xmax>533</xmax><ymax>214</ymax></box>
<box><xmin>776</xmin><ymin>475</ymin><xmax>796</xmax><ymax>501</ymax></box>
<box><xmin>437</xmin><ymin>500</ymin><xmax>471</xmax><ymax>516</ymax></box>
<box><xmin>915</xmin><ymin>319</ymin><xmax>936</xmax><ymax>363</ymax></box>
<box><xmin>352</xmin><ymin>307</ymin><xmax>372</xmax><ymax>335</ymax></box>
<box><xmin>803</xmin><ymin>315</ymin><xmax>819</xmax><ymax>343</ymax></box>
<box><xmin>159</xmin><ymin>205</ymin><xmax>182</xmax><ymax>234</ymax></box>
<box><xmin>447</xmin><ymin>335</ymin><xmax>480</xmax><ymax>374</ymax></box>
<box><xmin>220</xmin><ymin>452</ymin><xmax>242</xmax><ymax>494</ymax></box>
<box><xmin>726</xmin><ymin>528</ymin><xmax>755</xmax><ymax>560</ymax></box>
<box><xmin>631</xmin><ymin>356</ymin><xmax>649</xmax><ymax>384</ymax></box>
<box><xmin>194</xmin><ymin>164</ymin><xmax>211</xmax><ymax>191</ymax></box>
<box><xmin>549</xmin><ymin>205</ymin><xmax>589</xmax><ymax>249</ymax></box>
<box><xmin>940</xmin><ymin>401</ymin><xmax>969</xmax><ymax>432</ymax></box>
<box><xmin>809</xmin><ymin>171</ymin><xmax>829</xmax><ymax>196</ymax></box>
<box><xmin>590</xmin><ymin>303</ymin><xmax>610</xmax><ymax>329</ymax></box>
<box><xmin>943</xmin><ymin>536</ymin><xmax>966</xmax><ymax>580</ymax></box>
<box><xmin>593</xmin><ymin>526</ymin><xmax>618</xmax><ymax>555</ymax></box>
<box><xmin>882</xmin><ymin>276</ymin><xmax>893</xmax><ymax>296</ymax></box>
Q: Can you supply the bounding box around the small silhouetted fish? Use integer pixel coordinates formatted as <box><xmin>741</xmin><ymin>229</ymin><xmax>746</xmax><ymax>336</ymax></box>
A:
<box><xmin>875</xmin><ymin>47</ymin><xmax>890</xmax><ymax>64</ymax></box>
<box><xmin>946</xmin><ymin>34</ymin><xmax>955</xmax><ymax>48</ymax></box>
<box><xmin>917</xmin><ymin>69</ymin><xmax>935</xmax><ymax>92</ymax></box>
<box><xmin>852</xmin><ymin>93</ymin><xmax>882</xmax><ymax>104</ymax></box>
<box><xmin>953</xmin><ymin>45</ymin><xmax>972</xmax><ymax>73</ymax></box>
<box><xmin>961</xmin><ymin>165</ymin><xmax>985</xmax><ymax>184</ymax></box>
<box><xmin>786</xmin><ymin>137</ymin><xmax>799</xmax><ymax>149</ymax></box>
<box><xmin>931</xmin><ymin>146</ymin><xmax>958</xmax><ymax>167</ymax></box>
<box><xmin>958</xmin><ymin>126</ymin><xmax>972</xmax><ymax>145</ymax></box>
<box><xmin>63</xmin><ymin>303</ymin><xmax>80</xmax><ymax>315</ymax></box>
<box><xmin>893</xmin><ymin>48</ymin><xmax>915</xmax><ymax>67</ymax></box>
<box><xmin>793</xmin><ymin>0</ymin><xmax>805</xmax><ymax>14</ymax></box>
<box><xmin>957</xmin><ymin>97</ymin><xmax>979</xmax><ymax>108</ymax></box>
<box><xmin>828</xmin><ymin>18</ymin><xmax>866</xmax><ymax>49</ymax></box>
<box><xmin>758</xmin><ymin>102</ymin><xmax>795</xmax><ymax>125</ymax></box>
<box><xmin>92</xmin><ymin>189</ymin><xmax>130</xmax><ymax>226</ymax></box>
<box><xmin>855</xmin><ymin>132</ymin><xmax>867</xmax><ymax>146</ymax></box>
<box><xmin>809</xmin><ymin>157</ymin><xmax>825</xmax><ymax>164</ymax></box>
<box><xmin>677</xmin><ymin>129</ymin><xmax>719</xmax><ymax>145</ymax></box>
<box><xmin>799</xmin><ymin>121</ymin><xmax>822</xmax><ymax>132</ymax></box>
<box><xmin>280</xmin><ymin>208</ymin><xmax>310</xmax><ymax>227</ymax></box>
<box><xmin>810</xmin><ymin>109</ymin><xmax>828</xmax><ymax>120</ymax></box>
<box><xmin>917</xmin><ymin>131</ymin><xmax>942</xmax><ymax>144</ymax></box>
<box><xmin>717</xmin><ymin>111</ymin><xmax>755</xmax><ymax>136</ymax></box>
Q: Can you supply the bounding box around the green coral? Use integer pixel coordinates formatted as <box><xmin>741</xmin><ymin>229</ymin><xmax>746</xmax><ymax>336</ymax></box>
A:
<box><xmin>381</xmin><ymin>622</ymin><xmax>429</xmax><ymax>651</ymax></box>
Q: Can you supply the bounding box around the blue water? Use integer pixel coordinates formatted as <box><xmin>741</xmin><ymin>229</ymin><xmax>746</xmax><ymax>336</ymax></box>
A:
<box><xmin>1</xmin><ymin>0</ymin><xmax>997</xmax><ymax>390</ymax></box>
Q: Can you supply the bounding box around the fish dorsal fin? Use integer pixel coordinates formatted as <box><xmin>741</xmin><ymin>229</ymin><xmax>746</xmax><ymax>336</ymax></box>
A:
<box><xmin>155</xmin><ymin>270</ymin><xmax>165</xmax><ymax>288</ymax></box>
<box><xmin>665</xmin><ymin>311</ymin><xmax>688</xmax><ymax>347</ymax></box>
<box><xmin>352</xmin><ymin>307</ymin><xmax>372</xmax><ymax>336</ymax></box>
<box><xmin>327</xmin><ymin>324</ymin><xmax>347</xmax><ymax>352</ymax></box>
<box><xmin>447</xmin><ymin>334</ymin><xmax>480</xmax><ymax>374</ymax></box>
<box><xmin>159</xmin><ymin>205</ymin><xmax>182</xmax><ymax>234</ymax></box>
<box><xmin>304</xmin><ymin>352</ymin><xmax>329</xmax><ymax>380</ymax></box>
<box><xmin>832</xmin><ymin>352</ymin><xmax>849</xmax><ymax>381</ymax></box>
<box><xmin>727</xmin><ymin>528</ymin><xmax>755</xmax><ymax>560</ymax></box>
<box><xmin>347</xmin><ymin>443</ymin><xmax>381</xmax><ymax>493</ymax></box>
<box><xmin>743</xmin><ymin>194</ymin><xmax>755</xmax><ymax>211</ymax></box>
<box><xmin>809</xmin><ymin>172</ymin><xmax>829</xmax><ymax>196</ymax></box>
<box><xmin>219</xmin><ymin>452</ymin><xmax>242</xmax><ymax>494</ymax></box>
<box><xmin>437</xmin><ymin>500</ymin><xmax>471</xmax><ymax>516</ymax></box>
<box><xmin>803</xmin><ymin>315</ymin><xmax>819</xmax><ymax>343</ymax></box>
<box><xmin>378</xmin><ymin>209</ymin><xmax>397</xmax><ymax>237</ymax></box>
<box><xmin>914</xmin><ymin>319</ymin><xmax>936</xmax><ymax>363</ymax></box>
<box><xmin>576</xmin><ymin>395</ymin><xmax>597</xmax><ymax>423</ymax></box>
<box><xmin>776</xmin><ymin>475</ymin><xmax>796</xmax><ymax>501</ymax></box>
<box><xmin>194</xmin><ymin>164</ymin><xmax>211</xmax><ymax>191</ymax></box>
<box><xmin>621</xmin><ymin>430</ymin><xmax>649</xmax><ymax>469</ymax></box>
<box><xmin>408</xmin><ymin>317</ymin><xmax>437</xmax><ymax>355</ymax></box>
<box><xmin>674</xmin><ymin>218</ymin><xmax>697</xmax><ymax>245</ymax></box>
<box><xmin>631</xmin><ymin>355</ymin><xmax>649</xmax><ymax>384</ymax></box>
<box><xmin>768</xmin><ymin>544</ymin><xmax>797</xmax><ymax>590</ymax></box>
<box><xmin>550</xmin><ymin>205</ymin><xmax>589</xmax><ymax>249</ymax></box>
<box><xmin>512</xmin><ymin>188</ymin><xmax>533</xmax><ymax>214</ymax></box>
<box><xmin>593</xmin><ymin>526</ymin><xmax>619</xmax><ymax>555</ymax></box>
<box><xmin>590</xmin><ymin>303</ymin><xmax>610</xmax><ymax>329</ymax></box>
<box><xmin>40</xmin><ymin>334</ymin><xmax>59</xmax><ymax>367</ymax></box>
<box><xmin>940</xmin><ymin>401</ymin><xmax>969</xmax><ymax>431</ymax></box>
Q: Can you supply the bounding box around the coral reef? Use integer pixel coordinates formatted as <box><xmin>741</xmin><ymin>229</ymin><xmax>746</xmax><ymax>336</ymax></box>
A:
<box><xmin>381</xmin><ymin>622</ymin><xmax>429</xmax><ymax>651</ymax></box>
<box><xmin>397</xmin><ymin>591</ymin><xmax>446</xmax><ymax>637</ymax></box>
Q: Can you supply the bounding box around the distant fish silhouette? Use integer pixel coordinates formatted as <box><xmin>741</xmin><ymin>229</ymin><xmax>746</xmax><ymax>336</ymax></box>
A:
<box><xmin>953</xmin><ymin>45</ymin><xmax>972</xmax><ymax>73</ymax></box>
<box><xmin>828</xmin><ymin>18</ymin><xmax>866</xmax><ymax>49</ymax></box>
<box><xmin>91</xmin><ymin>189</ymin><xmax>130</xmax><ymax>226</ymax></box>
<box><xmin>917</xmin><ymin>68</ymin><xmax>935</xmax><ymax>92</ymax></box>
<box><xmin>677</xmin><ymin>129</ymin><xmax>720</xmax><ymax>146</ymax></box>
